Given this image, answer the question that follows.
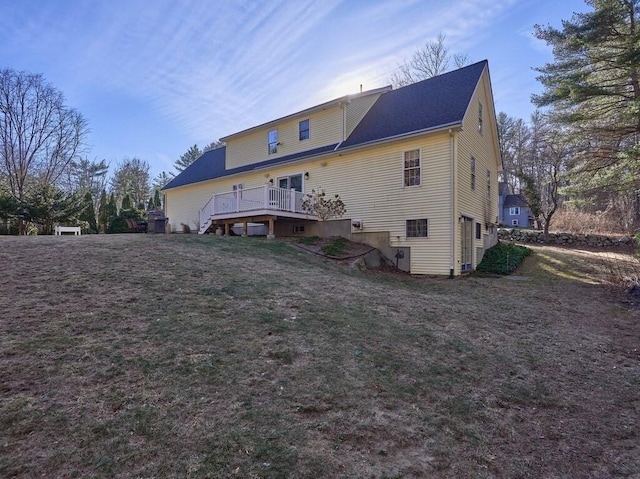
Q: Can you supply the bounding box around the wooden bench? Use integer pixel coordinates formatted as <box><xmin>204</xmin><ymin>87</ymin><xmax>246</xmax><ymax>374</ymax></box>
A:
<box><xmin>55</xmin><ymin>226</ymin><xmax>81</xmax><ymax>236</ymax></box>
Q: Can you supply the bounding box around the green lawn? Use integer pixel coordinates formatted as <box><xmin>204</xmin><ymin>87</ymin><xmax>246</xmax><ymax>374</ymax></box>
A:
<box><xmin>1</xmin><ymin>234</ymin><xmax>638</xmax><ymax>478</ymax></box>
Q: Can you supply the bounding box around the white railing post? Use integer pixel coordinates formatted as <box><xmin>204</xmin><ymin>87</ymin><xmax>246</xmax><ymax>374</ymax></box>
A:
<box><xmin>264</xmin><ymin>184</ymin><xmax>270</xmax><ymax>209</ymax></box>
<box><xmin>235</xmin><ymin>189</ymin><xmax>240</xmax><ymax>212</ymax></box>
<box><xmin>290</xmin><ymin>189</ymin><xmax>296</xmax><ymax>212</ymax></box>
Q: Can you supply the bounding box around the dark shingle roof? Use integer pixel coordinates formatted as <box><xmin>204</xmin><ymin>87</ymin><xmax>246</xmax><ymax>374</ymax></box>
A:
<box><xmin>503</xmin><ymin>194</ymin><xmax>529</xmax><ymax>208</ymax></box>
<box><xmin>163</xmin><ymin>143</ymin><xmax>339</xmax><ymax>190</ymax></box>
<box><xmin>163</xmin><ymin>60</ymin><xmax>487</xmax><ymax>190</ymax></box>
<box><xmin>340</xmin><ymin>60</ymin><xmax>487</xmax><ymax>148</ymax></box>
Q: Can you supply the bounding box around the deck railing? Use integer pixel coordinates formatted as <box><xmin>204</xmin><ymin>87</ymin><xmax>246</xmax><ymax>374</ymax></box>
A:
<box><xmin>199</xmin><ymin>185</ymin><xmax>311</xmax><ymax>232</ymax></box>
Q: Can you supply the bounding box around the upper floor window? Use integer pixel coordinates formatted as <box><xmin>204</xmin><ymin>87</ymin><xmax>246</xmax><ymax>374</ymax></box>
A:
<box><xmin>476</xmin><ymin>222</ymin><xmax>482</xmax><ymax>239</ymax></box>
<box><xmin>268</xmin><ymin>129</ymin><xmax>278</xmax><ymax>154</ymax></box>
<box><xmin>403</xmin><ymin>149</ymin><xmax>421</xmax><ymax>187</ymax></box>
<box><xmin>470</xmin><ymin>156</ymin><xmax>476</xmax><ymax>190</ymax></box>
<box><xmin>486</xmin><ymin>170</ymin><xmax>491</xmax><ymax>199</ymax></box>
<box><xmin>509</xmin><ymin>207</ymin><xmax>520</xmax><ymax>215</ymax></box>
<box><xmin>299</xmin><ymin>119</ymin><xmax>310</xmax><ymax>141</ymax></box>
<box><xmin>478</xmin><ymin>102</ymin><xmax>484</xmax><ymax>135</ymax></box>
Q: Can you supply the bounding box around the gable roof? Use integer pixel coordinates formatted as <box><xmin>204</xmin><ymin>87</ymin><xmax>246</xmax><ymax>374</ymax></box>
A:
<box><xmin>503</xmin><ymin>194</ymin><xmax>529</xmax><ymax>209</ymax></box>
<box><xmin>162</xmin><ymin>143</ymin><xmax>339</xmax><ymax>190</ymax></box>
<box><xmin>340</xmin><ymin>60</ymin><xmax>487</xmax><ymax>148</ymax></box>
<box><xmin>163</xmin><ymin>60</ymin><xmax>488</xmax><ymax>190</ymax></box>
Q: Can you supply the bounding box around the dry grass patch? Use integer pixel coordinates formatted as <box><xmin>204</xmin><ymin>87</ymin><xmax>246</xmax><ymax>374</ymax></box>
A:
<box><xmin>1</xmin><ymin>234</ymin><xmax>638</xmax><ymax>478</ymax></box>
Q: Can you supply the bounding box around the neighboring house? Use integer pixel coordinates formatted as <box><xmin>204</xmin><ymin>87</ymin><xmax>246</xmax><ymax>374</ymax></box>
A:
<box><xmin>498</xmin><ymin>184</ymin><xmax>533</xmax><ymax>227</ymax></box>
<box><xmin>163</xmin><ymin>60</ymin><xmax>501</xmax><ymax>276</ymax></box>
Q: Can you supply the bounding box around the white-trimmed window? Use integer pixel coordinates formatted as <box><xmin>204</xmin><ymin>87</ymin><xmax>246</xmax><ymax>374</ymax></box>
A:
<box><xmin>512</xmin><ymin>219</ymin><xmax>519</xmax><ymax>226</ymax></box>
<box><xmin>403</xmin><ymin>149</ymin><xmax>421</xmax><ymax>187</ymax></box>
<box><xmin>406</xmin><ymin>218</ymin><xmax>428</xmax><ymax>238</ymax></box>
<box><xmin>509</xmin><ymin>207</ymin><xmax>520</xmax><ymax>215</ymax></box>
<box><xmin>232</xmin><ymin>183</ymin><xmax>244</xmax><ymax>191</ymax></box>
<box><xmin>487</xmin><ymin>170</ymin><xmax>491</xmax><ymax>199</ymax></box>
<box><xmin>299</xmin><ymin>119</ymin><xmax>310</xmax><ymax>141</ymax></box>
<box><xmin>478</xmin><ymin>102</ymin><xmax>484</xmax><ymax>135</ymax></box>
<box><xmin>471</xmin><ymin>156</ymin><xmax>476</xmax><ymax>190</ymax></box>
<box><xmin>268</xmin><ymin>129</ymin><xmax>278</xmax><ymax>154</ymax></box>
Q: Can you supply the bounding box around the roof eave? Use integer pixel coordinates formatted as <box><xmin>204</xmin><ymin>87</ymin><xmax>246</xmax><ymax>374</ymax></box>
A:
<box><xmin>338</xmin><ymin>121</ymin><xmax>463</xmax><ymax>153</ymax></box>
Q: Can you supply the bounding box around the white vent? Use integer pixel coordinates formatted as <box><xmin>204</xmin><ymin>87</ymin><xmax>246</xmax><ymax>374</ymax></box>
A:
<box><xmin>351</xmin><ymin>219</ymin><xmax>363</xmax><ymax>232</ymax></box>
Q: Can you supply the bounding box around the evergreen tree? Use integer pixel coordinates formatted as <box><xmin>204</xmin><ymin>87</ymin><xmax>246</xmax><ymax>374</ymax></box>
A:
<box><xmin>98</xmin><ymin>189</ymin><xmax>109</xmax><ymax>233</ymax></box>
<box><xmin>121</xmin><ymin>194</ymin><xmax>133</xmax><ymax>210</ymax></box>
<box><xmin>106</xmin><ymin>193</ymin><xmax>118</xmax><ymax>232</ymax></box>
<box><xmin>79</xmin><ymin>191</ymin><xmax>98</xmax><ymax>233</ymax></box>
<box><xmin>152</xmin><ymin>171</ymin><xmax>174</xmax><ymax>191</ymax></box>
<box><xmin>533</xmin><ymin>0</ymin><xmax>640</xmax><ymax>228</ymax></box>
<box><xmin>174</xmin><ymin>144</ymin><xmax>202</xmax><ymax>172</ymax></box>
<box><xmin>153</xmin><ymin>189</ymin><xmax>162</xmax><ymax>209</ymax></box>
<box><xmin>24</xmin><ymin>183</ymin><xmax>84</xmax><ymax>234</ymax></box>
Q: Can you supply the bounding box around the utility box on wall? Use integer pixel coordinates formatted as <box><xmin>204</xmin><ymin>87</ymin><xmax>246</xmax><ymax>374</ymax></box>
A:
<box><xmin>351</xmin><ymin>219</ymin><xmax>363</xmax><ymax>233</ymax></box>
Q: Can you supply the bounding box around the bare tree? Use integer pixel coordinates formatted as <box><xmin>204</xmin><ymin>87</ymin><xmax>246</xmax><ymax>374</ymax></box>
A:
<box><xmin>0</xmin><ymin>69</ymin><xmax>88</xmax><ymax>205</ymax></box>
<box><xmin>390</xmin><ymin>33</ymin><xmax>471</xmax><ymax>87</ymax></box>
<box><xmin>518</xmin><ymin>112</ymin><xmax>572</xmax><ymax>237</ymax></box>
<box><xmin>497</xmin><ymin>112</ymin><xmax>531</xmax><ymax>193</ymax></box>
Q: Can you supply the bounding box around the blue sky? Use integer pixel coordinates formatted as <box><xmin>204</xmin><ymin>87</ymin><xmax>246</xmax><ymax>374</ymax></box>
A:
<box><xmin>0</xmin><ymin>0</ymin><xmax>589</xmax><ymax>180</ymax></box>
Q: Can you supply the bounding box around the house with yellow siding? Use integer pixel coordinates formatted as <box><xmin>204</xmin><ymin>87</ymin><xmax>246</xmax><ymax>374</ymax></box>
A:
<box><xmin>162</xmin><ymin>60</ymin><xmax>501</xmax><ymax>276</ymax></box>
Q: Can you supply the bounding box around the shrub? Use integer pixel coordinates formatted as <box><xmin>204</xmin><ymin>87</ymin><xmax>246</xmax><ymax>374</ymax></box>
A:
<box><xmin>477</xmin><ymin>242</ymin><xmax>532</xmax><ymax>275</ymax></box>
<box><xmin>108</xmin><ymin>209</ymin><xmax>146</xmax><ymax>234</ymax></box>
<box><xmin>321</xmin><ymin>237</ymin><xmax>348</xmax><ymax>256</ymax></box>
<box><xmin>298</xmin><ymin>236</ymin><xmax>319</xmax><ymax>245</ymax></box>
<box><xmin>301</xmin><ymin>188</ymin><xmax>346</xmax><ymax>221</ymax></box>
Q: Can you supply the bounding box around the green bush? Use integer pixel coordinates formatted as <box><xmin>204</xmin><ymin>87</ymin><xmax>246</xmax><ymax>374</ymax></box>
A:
<box><xmin>476</xmin><ymin>242</ymin><xmax>532</xmax><ymax>274</ymax></box>
<box><xmin>321</xmin><ymin>237</ymin><xmax>348</xmax><ymax>256</ymax></box>
<box><xmin>298</xmin><ymin>236</ymin><xmax>320</xmax><ymax>245</ymax></box>
<box><xmin>108</xmin><ymin>209</ymin><xmax>147</xmax><ymax>234</ymax></box>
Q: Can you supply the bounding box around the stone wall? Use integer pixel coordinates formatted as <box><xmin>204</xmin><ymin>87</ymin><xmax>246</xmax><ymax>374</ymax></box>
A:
<box><xmin>498</xmin><ymin>228</ymin><xmax>637</xmax><ymax>248</ymax></box>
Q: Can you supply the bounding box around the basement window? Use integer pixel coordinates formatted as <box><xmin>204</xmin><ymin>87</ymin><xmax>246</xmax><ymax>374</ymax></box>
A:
<box><xmin>406</xmin><ymin>218</ymin><xmax>428</xmax><ymax>238</ymax></box>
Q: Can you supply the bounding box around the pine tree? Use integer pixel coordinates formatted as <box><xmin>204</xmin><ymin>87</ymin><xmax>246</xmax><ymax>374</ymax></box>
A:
<box><xmin>533</xmin><ymin>0</ymin><xmax>640</xmax><ymax>228</ymax></box>
<box><xmin>98</xmin><ymin>189</ymin><xmax>109</xmax><ymax>233</ymax></box>
<box><xmin>79</xmin><ymin>191</ymin><xmax>98</xmax><ymax>233</ymax></box>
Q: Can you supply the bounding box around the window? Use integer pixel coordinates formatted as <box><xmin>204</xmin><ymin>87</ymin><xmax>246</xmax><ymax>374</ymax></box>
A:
<box><xmin>293</xmin><ymin>224</ymin><xmax>305</xmax><ymax>233</ymax></box>
<box><xmin>470</xmin><ymin>156</ymin><xmax>476</xmax><ymax>190</ymax></box>
<box><xmin>232</xmin><ymin>183</ymin><xmax>244</xmax><ymax>191</ymax></box>
<box><xmin>403</xmin><ymin>149</ymin><xmax>421</xmax><ymax>187</ymax></box>
<box><xmin>278</xmin><ymin>174</ymin><xmax>303</xmax><ymax>192</ymax></box>
<box><xmin>299</xmin><ymin>119</ymin><xmax>310</xmax><ymax>141</ymax></box>
<box><xmin>406</xmin><ymin>219</ymin><xmax>428</xmax><ymax>238</ymax></box>
<box><xmin>509</xmin><ymin>207</ymin><xmax>520</xmax><ymax>215</ymax></box>
<box><xmin>268</xmin><ymin>129</ymin><xmax>278</xmax><ymax>154</ymax></box>
<box><xmin>512</xmin><ymin>219</ymin><xmax>519</xmax><ymax>226</ymax></box>
<box><xmin>476</xmin><ymin>222</ymin><xmax>482</xmax><ymax>240</ymax></box>
<box><xmin>478</xmin><ymin>102</ymin><xmax>484</xmax><ymax>135</ymax></box>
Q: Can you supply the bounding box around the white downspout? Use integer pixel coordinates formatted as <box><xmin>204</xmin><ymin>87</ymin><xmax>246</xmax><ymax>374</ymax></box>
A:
<box><xmin>449</xmin><ymin>128</ymin><xmax>455</xmax><ymax>278</ymax></box>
